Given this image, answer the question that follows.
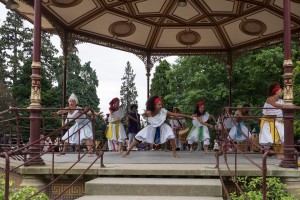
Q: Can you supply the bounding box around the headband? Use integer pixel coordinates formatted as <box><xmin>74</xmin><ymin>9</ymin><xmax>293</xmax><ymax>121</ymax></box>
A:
<box><xmin>197</xmin><ymin>101</ymin><xmax>204</xmax><ymax>107</ymax></box>
<box><xmin>272</xmin><ymin>85</ymin><xmax>281</xmax><ymax>95</ymax></box>
<box><xmin>154</xmin><ymin>97</ymin><xmax>162</xmax><ymax>105</ymax></box>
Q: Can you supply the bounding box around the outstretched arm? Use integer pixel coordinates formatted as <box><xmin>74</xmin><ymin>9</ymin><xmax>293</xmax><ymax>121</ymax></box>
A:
<box><xmin>167</xmin><ymin>111</ymin><xmax>193</xmax><ymax>119</ymax></box>
<box><xmin>52</xmin><ymin>107</ymin><xmax>70</xmax><ymax>115</ymax></box>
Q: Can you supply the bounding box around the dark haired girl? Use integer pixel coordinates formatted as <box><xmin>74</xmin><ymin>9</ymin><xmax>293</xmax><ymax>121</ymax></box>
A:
<box><xmin>123</xmin><ymin>96</ymin><xmax>190</xmax><ymax>158</ymax></box>
<box><xmin>186</xmin><ymin>101</ymin><xmax>216</xmax><ymax>153</ymax></box>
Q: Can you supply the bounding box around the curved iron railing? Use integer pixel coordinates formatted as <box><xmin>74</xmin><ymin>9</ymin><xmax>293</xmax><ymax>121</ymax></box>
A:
<box><xmin>0</xmin><ymin>107</ymin><xmax>105</xmax><ymax>200</ymax></box>
<box><xmin>216</xmin><ymin>106</ymin><xmax>300</xmax><ymax>200</ymax></box>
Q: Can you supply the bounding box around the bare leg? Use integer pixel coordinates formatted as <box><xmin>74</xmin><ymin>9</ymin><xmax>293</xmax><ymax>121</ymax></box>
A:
<box><xmin>204</xmin><ymin>145</ymin><xmax>209</xmax><ymax>154</ymax></box>
<box><xmin>85</xmin><ymin>139</ymin><xmax>93</xmax><ymax>157</ymax></box>
<box><xmin>57</xmin><ymin>141</ymin><xmax>68</xmax><ymax>156</ymax></box>
<box><xmin>276</xmin><ymin>144</ymin><xmax>284</xmax><ymax>159</ymax></box>
<box><xmin>170</xmin><ymin>139</ymin><xmax>179</xmax><ymax>158</ymax></box>
<box><xmin>123</xmin><ymin>139</ymin><xmax>139</xmax><ymax>157</ymax></box>
<box><xmin>119</xmin><ymin>142</ymin><xmax>123</xmax><ymax>153</ymax></box>
<box><xmin>189</xmin><ymin>144</ymin><xmax>193</xmax><ymax>153</ymax></box>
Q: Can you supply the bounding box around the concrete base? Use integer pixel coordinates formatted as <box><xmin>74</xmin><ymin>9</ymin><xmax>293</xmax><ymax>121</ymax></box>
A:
<box><xmin>282</xmin><ymin>177</ymin><xmax>300</xmax><ymax>199</ymax></box>
<box><xmin>20</xmin><ymin>175</ymin><xmax>47</xmax><ymax>192</ymax></box>
<box><xmin>85</xmin><ymin>177</ymin><xmax>222</xmax><ymax>197</ymax></box>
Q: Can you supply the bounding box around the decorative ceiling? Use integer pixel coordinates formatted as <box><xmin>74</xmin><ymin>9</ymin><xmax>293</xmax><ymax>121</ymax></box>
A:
<box><xmin>1</xmin><ymin>0</ymin><xmax>300</xmax><ymax>56</ymax></box>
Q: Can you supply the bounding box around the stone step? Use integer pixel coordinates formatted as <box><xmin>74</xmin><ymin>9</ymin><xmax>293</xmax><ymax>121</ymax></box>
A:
<box><xmin>77</xmin><ymin>195</ymin><xmax>224</xmax><ymax>200</ymax></box>
<box><xmin>85</xmin><ymin>177</ymin><xmax>222</xmax><ymax>197</ymax></box>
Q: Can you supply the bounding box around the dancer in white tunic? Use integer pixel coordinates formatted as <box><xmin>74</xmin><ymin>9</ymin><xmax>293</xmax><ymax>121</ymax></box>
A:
<box><xmin>106</xmin><ymin>98</ymin><xmax>127</xmax><ymax>152</ymax></box>
<box><xmin>228</xmin><ymin>104</ymin><xmax>251</xmax><ymax>142</ymax></box>
<box><xmin>54</xmin><ymin>93</ymin><xmax>101</xmax><ymax>156</ymax></box>
<box><xmin>123</xmin><ymin>96</ymin><xmax>190</xmax><ymax>158</ymax></box>
<box><xmin>186</xmin><ymin>101</ymin><xmax>216</xmax><ymax>153</ymax></box>
<box><xmin>259</xmin><ymin>83</ymin><xmax>287</xmax><ymax>159</ymax></box>
<box><xmin>169</xmin><ymin>107</ymin><xmax>186</xmax><ymax>151</ymax></box>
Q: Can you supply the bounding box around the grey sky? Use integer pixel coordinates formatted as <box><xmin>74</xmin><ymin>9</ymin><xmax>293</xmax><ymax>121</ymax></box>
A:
<box><xmin>0</xmin><ymin>4</ymin><xmax>177</xmax><ymax>113</ymax></box>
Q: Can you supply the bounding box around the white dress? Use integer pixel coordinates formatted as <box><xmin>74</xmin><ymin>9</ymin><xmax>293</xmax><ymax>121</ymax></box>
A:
<box><xmin>106</xmin><ymin>109</ymin><xmax>127</xmax><ymax>143</ymax></box>
<box><xmin>228</xmin><ymin>121</ymin><xmax>251</xmax><ymax>142</ymax></box>
<box><xmin>62</xmin><ymin>108</ymin><xmax>93</xmax><ymax>144</ymax></box>
<box><xmin>187</xmin><ymin>112</ymin><xmax>210</xmax><ymax>145</ymax></box>
<box><xmin>259</xmin><ymin>99</ymin><xmax>284</xmax><ymax>144</ymax></box>
<box><xmin>135</xmin><ymin>108</ymin><xmax>175</xmax><ymax>144</ymax></box>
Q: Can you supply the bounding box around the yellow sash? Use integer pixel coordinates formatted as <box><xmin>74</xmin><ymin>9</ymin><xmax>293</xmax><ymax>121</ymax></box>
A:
<box><xmin>106</xmin><ymin>121</ymin><xmax>120</xmax><ymax>139</ymax></box>
<box><xmin>260</xmin><ymin>117</ymin><xmax>282</xmax><ymax>143</ymax></box>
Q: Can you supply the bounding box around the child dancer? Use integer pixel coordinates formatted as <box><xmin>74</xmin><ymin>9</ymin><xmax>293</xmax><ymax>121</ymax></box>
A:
<box><xmin>123</xmin><ymin>96</ymin><xmax>190</xmax><ymax>158</ymax></box>
<box><xmin>106</xmin><ymin>98</ymin><xmax>127</xmax><ymax>153</ymax></box>
<box><xmin>186</xmin><ymin>101</ymin><xmax>216</xmax><ymax>153</ymax></box>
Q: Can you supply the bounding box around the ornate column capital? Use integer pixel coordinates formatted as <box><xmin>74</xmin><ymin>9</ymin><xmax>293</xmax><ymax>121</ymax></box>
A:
<box><xmin>29</xmin><ymin>62</ymin><xmax>42</xmax><ymax>108</ymax></box>
<box><xmin>283</xmin><ymin>59</ymin><xmax>293</xmax><ymax>67</ymax></box>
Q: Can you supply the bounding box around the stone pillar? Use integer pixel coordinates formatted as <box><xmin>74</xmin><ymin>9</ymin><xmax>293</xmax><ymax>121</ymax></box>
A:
<box><xmin>28</xmin><ymin>0</ymin><xmax>44</xmax><ymax>165</ymax></box>
<box><xmin>280</xmin><ymin>0</ymin><xmax>296</xmax><ymax>168</ymax></box>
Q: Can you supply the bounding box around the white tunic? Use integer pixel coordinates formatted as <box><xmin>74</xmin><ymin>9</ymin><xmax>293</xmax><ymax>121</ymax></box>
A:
<box><xmin>187</xmin><ymin>112</ymin><xmax>210</xmax><ymax>145</ymax></box>
<box><xmin>228</xmin><ymin>121</ymin><xmax>251</xmax><ymax>142</ymax></box>
<box><xmin>62</xmin><ymin>108</ymin><xmax>93</xmax><ymax>144</ymax></box>
<box><xmin>107</xmin><ymin>109</ymin><xmax>127</xmax><ymax>142</ymax></box>
<box><xmin>135</xmin><ymin>108</ymin><xmax>175</xmax><ymax>144</ymax></box>
<box><xmin>259</xmin><ymin>99</ymin><xmax>284</xmax><ymax>144</ymax></box>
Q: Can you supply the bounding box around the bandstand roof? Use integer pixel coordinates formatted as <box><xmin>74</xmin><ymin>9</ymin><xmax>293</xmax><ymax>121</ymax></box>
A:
<box><xmin>1</xmin><ymin>0</ymin><xmax>300</xmax><ymax>58</ymax></box>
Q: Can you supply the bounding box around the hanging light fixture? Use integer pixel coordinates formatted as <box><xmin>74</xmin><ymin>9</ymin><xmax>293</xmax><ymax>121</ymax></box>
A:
<box><xmin>68</xmin><ymin>42</ymin><xmax>78</xmax><ymax>52</ymax></box>
<box><xmin>6</xmin><ymin>0</ymin><xmax>20</xmax><ymax>10</ymax></box>
<box><xmin>178</xmin><ymin>0</ymin><xmax>187</xmax><ymax>7</ymax></box>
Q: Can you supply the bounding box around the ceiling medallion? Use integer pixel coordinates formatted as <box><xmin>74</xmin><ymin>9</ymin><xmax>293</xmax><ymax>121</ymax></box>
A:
<box><xmin>240</xmin><ymin>19</ymin><xmax>266</xmax><ymax>36</ymax></box>
<box><xmin>109</xmin><ymin>21</ymin><xmax>136</xmax><ymax>37</ymax></box>
<box><xmin>51</xmin><ymin>0</ymin><xmax>82</xmax><ymax>8</ymax></box>
<box><xmin>176</xmin><ymin>30</ymin><xmax>200</xmax><ymax>45</ymax></box>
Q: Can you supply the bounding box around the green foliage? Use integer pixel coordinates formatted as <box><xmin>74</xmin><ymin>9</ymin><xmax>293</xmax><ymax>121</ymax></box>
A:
<box><xmin>0</xmin><ymin>11</ymin><xmax>33</xmax><ymax>86</ymax></box>
<box><xmin>230</xmin><ymin>176</ymin><xmax>296</xmax><ymax>200</ymax></box>
<box><xmin>164</xmin><ymin>56</ymin><xmax>227</xmax><ymax>117</ymax></box>
<box><xmin>150</xmin><ymin>60</ymin><xmax>172</xmax><ymax>110</ymax></box>
<box><xmin>0</xmin><ymin>175</ymin><xmax>49</xmax><ymax>200</ymax></box>
<box><xmin>294</xmin><ymin>60</ymin><xmax>300</xmax><ymax>137</ymax></box>
<box><xmin>120</xmin><ymin>61</ymin><xmax>138</xmax><ymax>112</ymax></box>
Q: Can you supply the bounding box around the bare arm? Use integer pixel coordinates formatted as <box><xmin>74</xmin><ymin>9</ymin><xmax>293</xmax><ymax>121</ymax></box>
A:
<box><xmin>167</xmin><ymin>111</ymin><xmax>193</xmax><ymax>119</ymax></box>
<box><xmin>266</xmin><ymin>96</ymin><xmax>284</xmax><ymax>108</ymax></box>
<box><xmin>52</xmin><ymin>107</ymin><xmax>70</xmax><ymax>115</ymax></box>
<box><xmin>109</xmin><ymin>110</ymin><xmax>120</xmax><ymax>120</ymax></box>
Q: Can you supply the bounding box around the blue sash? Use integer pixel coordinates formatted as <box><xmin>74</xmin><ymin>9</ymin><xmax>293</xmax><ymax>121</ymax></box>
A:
<box><xmin>154</xmin><ymin>127</ymin><xmax>161</xmax><ymax>145</ymax></box>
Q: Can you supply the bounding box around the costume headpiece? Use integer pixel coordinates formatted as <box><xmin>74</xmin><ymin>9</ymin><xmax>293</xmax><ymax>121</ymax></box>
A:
<box><xmin>109</xmin><ymin>97</ymin><xmax>119</xmax><ymax>111</ymax></box>
<box><xmin>197</xmin><ymin>101</ymin><xmax>204</xmax><ymax>107</ymax></box>
<box><xmin>272</xmin><ymin>85</ymin><xmax>281</xmax><ymax>95</ymax></box>
<box><xmin>154</xmin><ymin>97</ymin><xmax>162</xmax><ymax>105</ymax></box>
<box><xmin>68</xmin><ymin>93</ymin><xmax>78</xmax><ymax>105</ymax></box>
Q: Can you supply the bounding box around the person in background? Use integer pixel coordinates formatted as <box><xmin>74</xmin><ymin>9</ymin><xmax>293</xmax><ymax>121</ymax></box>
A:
<box><xmin>126</xmin><ymin>104</ymin><xmax>141</xmax><ymax>151</ymax></box>
<box><xmin>169</xmin><ymin>107</ymin><xmax>186</xmax><ymax>151</ymax></box>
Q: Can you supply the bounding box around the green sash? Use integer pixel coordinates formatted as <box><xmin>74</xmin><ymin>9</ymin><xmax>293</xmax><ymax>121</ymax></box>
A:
<box><xmin>198</xmin><ymin>126</ymin><xmax>203</xmax><ymax>142</ymax></box>
<box><xmin>188</xmin><ymin>125</ymin><xmax>203</xmax><ymax>142</ymax></box>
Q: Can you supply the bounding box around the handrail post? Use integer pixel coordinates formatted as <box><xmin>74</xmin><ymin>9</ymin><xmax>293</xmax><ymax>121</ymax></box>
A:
<box><xmin>3</xmin><ymin>152</ymin><xmax>10</xmax><ymax>200</ymax></box>
<box><xmin>262</xmin><ymin>150</ymin><xmax>272</xmax><ymax>200</ymax></box>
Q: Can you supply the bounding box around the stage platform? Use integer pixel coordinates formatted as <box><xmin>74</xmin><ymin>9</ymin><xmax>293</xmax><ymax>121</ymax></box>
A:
<box><xmin>2</xmin><ymin>151</ymin><xmax>298</xmax><ymax>177</ymax></box>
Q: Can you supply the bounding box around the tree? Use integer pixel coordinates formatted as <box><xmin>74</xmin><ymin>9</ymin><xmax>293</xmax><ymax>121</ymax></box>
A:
<box><xmin>166</xmin><ymin>56</ymin><xmax>228</xmax><ymax>116</ymax></box>
<box><xmin>0</xmin><ymin>81</ymin><xmax>15</xmax><ymax>111</ymax></box>
<box><xmin>0</xmin><ymin>11</ymin><xmax>32</xmax><ymax>86</ymax></box>
<box><xmin>150</xmin><ymin>60</ymin><xmax>172</xmax><ymax>110</ymax></box>
<box><xmin>58</xmin><ymin>53</ymin><xmax>100</xmax><ymax>109</ymax></box>
<box><xmin>120</xmin><ymin>61</ymin><xmax>138</xmax><ymax>112</ymax></box>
